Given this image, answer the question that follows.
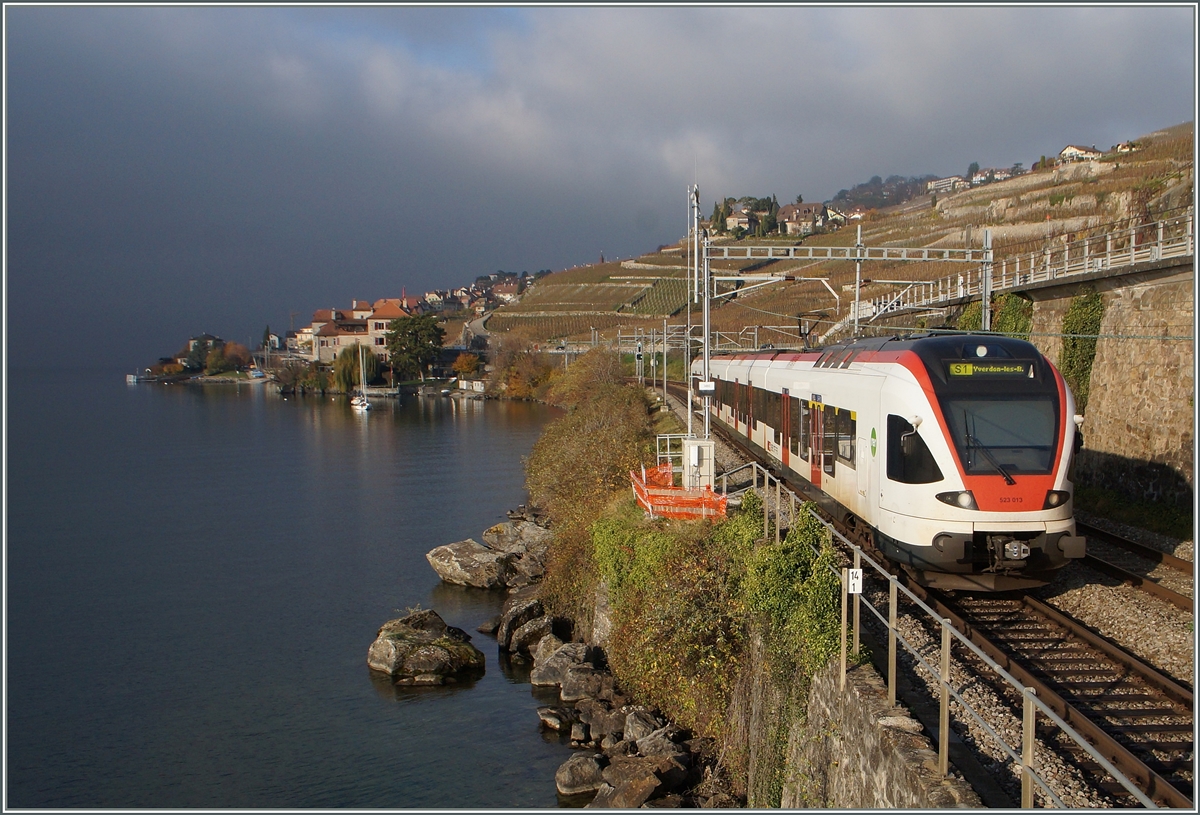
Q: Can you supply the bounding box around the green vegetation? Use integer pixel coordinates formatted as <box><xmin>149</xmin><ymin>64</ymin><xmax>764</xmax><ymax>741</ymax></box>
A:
<box><xmin>954</xmin><ymin>292</ymin><xmax>1031</xmax><ymax>338</ymax></box>
<box><xmin>333</xmin><ymin>343</ymin><xmax>381</xmax><ymax>392</ymax></box>
<box><xmin>1059</xmin><ymin>288</ymin><xmax>1105</xmax><ymax>413</ymax></box>
<box><xmin>385</xmin><ymin>314</ymin><xmax>445</xmax><ymax>381</ymax></box>
<box><xmin>530</xmin><ymin>358</ymin><xmax>843</xmax><ymax>757</ymax></box>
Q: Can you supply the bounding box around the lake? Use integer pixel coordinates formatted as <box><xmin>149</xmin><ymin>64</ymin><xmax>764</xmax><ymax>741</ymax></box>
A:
<box><xmin>5</xmin><ymin>369</ymin><xmax>575</xmax><ymax>807</ymax></box>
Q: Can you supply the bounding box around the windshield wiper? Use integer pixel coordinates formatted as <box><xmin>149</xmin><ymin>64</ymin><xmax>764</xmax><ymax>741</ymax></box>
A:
<box><xmin>966</xmin><ymin>432</ymin><xmax>1016</xmax><ymax>485</ymax></box>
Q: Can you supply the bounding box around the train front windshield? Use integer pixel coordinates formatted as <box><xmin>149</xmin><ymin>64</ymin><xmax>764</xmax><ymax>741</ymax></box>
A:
<box><xmin>941</xmin><ymin>397</ymin><xmax>1058</xmax><ymax>476</ymax></box>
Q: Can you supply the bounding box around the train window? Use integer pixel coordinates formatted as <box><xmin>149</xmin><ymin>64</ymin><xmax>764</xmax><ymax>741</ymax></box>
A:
<box><xmin>823</xmin><ymin>406</ymin><xmax>836</xmax><ymax>474</ymax></box>
<box><xmin>886</xmin><ymin>414</ymin><xmax>944</xmax><ymax>484</ymax></box>
<box><xmin>835</xmin><ymin>407</ymin><xmax>856</xmax><ymax>466</ymax></box>
<box><xmin>789</xmin><ymin>396</ymin><xmax>801</xmax><ymax>457</ymax></box>
<box><xmin>941</xmin><ymin>397</ymin><xmax>1056</xmax><ymax>475</ymax></box>
<box><xmin>800</xmin><ymin>401</ymin><xmax>811</xmax><ymax>461</ymax></box>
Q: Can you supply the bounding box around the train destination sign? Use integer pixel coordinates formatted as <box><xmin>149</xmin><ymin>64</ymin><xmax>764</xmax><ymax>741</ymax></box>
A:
<box><xmin>946</xmin><ymin>361</ymin><xmax>1033</xmax><ymax>377</ymax></box>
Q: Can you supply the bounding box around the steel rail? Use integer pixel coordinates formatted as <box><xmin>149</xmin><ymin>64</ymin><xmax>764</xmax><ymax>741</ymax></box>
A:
<box><xmin>1082</xmin><ymin>554</ymin><xmax>1194</xmax><ymax>614</ymax></box>
<box><xmin>933</xmin><ymin>592</ymin><xmax>1194</xmax><ymax>809</ymax></box>
<box><xmin>1077</xmin><ymin>521</ymin><xmax>1194</xmax><ymax>574</ymax></box>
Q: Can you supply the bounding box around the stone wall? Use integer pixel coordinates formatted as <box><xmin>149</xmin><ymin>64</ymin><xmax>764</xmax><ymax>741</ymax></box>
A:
<box><xmin>779</xmin><ymin>662</ymin><xmax>980</xmax><ymax>809</ymax></box>
<box><xmin>1029</xmin><ymin>267</ymin><xmax>1194</xmax><ymax>505</ymax></box>
<box><xmin>726</xmin><ymin>631</ymin><xmax>980</xmax><ymax>809</ymax></box>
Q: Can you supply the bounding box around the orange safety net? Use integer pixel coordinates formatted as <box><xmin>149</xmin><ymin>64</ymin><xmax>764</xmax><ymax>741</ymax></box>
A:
<box><xmin>630</xmin><ymin>463</ymin><xmax>728</xmax><ymax>520</ymax></box>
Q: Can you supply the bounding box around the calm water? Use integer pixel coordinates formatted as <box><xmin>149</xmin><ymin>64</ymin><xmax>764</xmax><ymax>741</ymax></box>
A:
<box><xmin>6</xmin><ymin>369</ymin><xmax>573</xmax><ymax>808</ymax></box>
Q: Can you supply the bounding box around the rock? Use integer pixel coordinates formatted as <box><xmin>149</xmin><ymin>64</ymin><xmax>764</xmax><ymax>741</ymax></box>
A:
<box><xmin>879</xmin><ymin>715</ymin><xmax>924</xmax><ymax>734</ymax></box>
<box><xmin>560</xmin><ymin>664</ymin><xmax>603</xmax><ymax>702</ymax></box>
<box><xmin>591</xmin><ymin>581</ymin><xmax>613</xmax><ymax>648</ymax></box>
<box><xmin>576</xmin><ymin>698</ymin><xmax>625</xmax><ymax>740</ymax></box>
<box><xmin>476</xmin><ymin>615</ymin><xmax>501</xmax><ymax>635</ymax></box>
<box><xmin>570</xmin><ymin>722</ymin><xmax>589</xmax><ymax>742</ymax></box>
<box><xmin>536</xmin><ymin>706</ymin><xmax>577</xmax><ymax>731</ymax></box>
<box><xmin>530</xmin><ymin>642</ymin><xmax>591</xmax><ymax>687</ymax></box>
<box><xmin>643</xmin><ymin>794</ymin><xmax>683</xmax><ymax>807</ymax></box>
<box><xmin>483</xmin><ymin>520</ymin><xmax>554</xmax><ymax>554</ymax></box>
<box><xmin>509</xmin><ymin>615</ymin><xmax>554</xmax><ymax>656</ymax></box>
<box><xmin>623</xmin><ymin>708</ymin><xmax>664</xmax><ymax>742</ymax></box>
<box><xmin>496</xmin><ymin>597</ymin><xmax>543</xmax><ymax>652</ymax></box>
<box><xmin>425</xmin><ymin>539</ymin><xmax>514</xmax><ymax>589</ymax></box>
<box><xmin>366</xmin><ymin>610</ymin><xmax>485</xmax><ymax>681</ymax></box>
<box><xmin>597</xmin><ymin>757</ymin><xmax>662</xmax><ymax>808</ymax></box>
<box><xmin>532</xmin><ymin>633</ymin><xmax>564</xmax><ymax>668</ymax></box>
<box><xmin>555</xmin><ymin>752</ymin><xmax>607</xmax><ymax>796</ymax></box>
<box><xmin>586</xmin><ymin>783</ymin><xmax>618</xmax><ymax>808</ymax></box>
<box><xmin>636</xmin><ymin>727</ymin><xmax>690</xmax><ymax>762</ymax></box>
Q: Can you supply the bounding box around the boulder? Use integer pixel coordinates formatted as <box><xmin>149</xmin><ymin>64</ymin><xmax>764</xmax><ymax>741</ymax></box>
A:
<box><xmin>536</xmin><ymin>706</ymin><xmax>577</xmax><ymax>731</ymax></box>
<box><xmin>532</xmin><ymin>633</ymin><xmax>564</xmax><ymax>668</ymax></box>
<box><xmin>476</xmin><ymin>615</ymin><xmax>501</xmax><ymax>635</ymax></box>
<box><xmin>555</xmin><ymin>752</ymin><xmax>607</xmax><ymax>796</ymax></box>
<box><xmin>496</xmin><ymin>597</ymin><xmax>544</xmax><ymax>652</ymax></box>
<box><xmin>593</xmin><ymin>757</ymin><xmax>662</xmax><ymax>808</ymax></box>
<box><xmin>530</xmin><ymin>642</ymin><xmax>591</xmax><ymax>687</ymax></box>
<box><xmin>509</xmin><ymin>615</ymin><xmax>554</xmax><ymax>656</ymax></box>
<box><xmin>560</xmin><ymin>664</ymin><xmax>604</xmax><ymax>702</ymax></box>
<box><xmin>425</xmin><ymin>539</ymin><xmax>513</xmax><ymax>589</ymax></box>
<box><xmin>483</xmin><ymin>520</ymin><xmax>552</xmax><ymax>553</ymax></box>
<box><xmin>623</xmin><ymin>708</ymin><xmax>664</xmax><ymax>742</ymax></box>
<box><xmin>636</xmin><ymin>726</ymin><xmax>689</xmax><ymax>759</ymax></box>
<box><xmin>366</xmin><ymin>610</ymin><xmax>485</xmax><ymax>683</ymax></box>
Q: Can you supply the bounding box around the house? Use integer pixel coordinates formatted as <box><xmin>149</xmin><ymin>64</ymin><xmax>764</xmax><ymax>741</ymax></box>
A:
<box><xmin>777</xmin><ymin>202</ymin><xmax>827</xmax><ymax>235</ymax></box>
<box><xmin>1059</xmin><ymin>145</ymin><xmax>1102</xmax><ymax>163</ymax></box>
<box><xmin>824</xmin><ymin>207</ymin><xmax>847</xmax><ymax>227</ymax></box>
<box><xmin>926</xmin><ymin>176</ymin><xmax>962</xmax><ymax>194</ymax></box>
<box><xmin>1116</xmin><ymin>141</ymin><xmax>1138</xmax><ymax>154</ymax></box>
<box><xmin>725</xmin><ymin>208</ymin><xmax>758</xmax><ymax>232</ymax></box>
<box><xmin>312</xmin><ymin>318</ymin><xmax>369</xmax><ymax>363</ymax></box>
<box><xmin>493</xmin><ymin>280</ymin><xmax>521</xmax><ymax>303</ymax></box>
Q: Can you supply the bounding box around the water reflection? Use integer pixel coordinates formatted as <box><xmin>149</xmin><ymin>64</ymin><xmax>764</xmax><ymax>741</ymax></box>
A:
<box><xmin>367</xmin><ymin>666</ymin><xmax>487</xmax><ymax>702</ymax></box>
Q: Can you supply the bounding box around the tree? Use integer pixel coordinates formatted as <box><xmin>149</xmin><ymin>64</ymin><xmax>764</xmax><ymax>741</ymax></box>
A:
<box><xmin>452</xmin><ymin>352</ymin><xmax>480</xmax><ymax>377</ymax></box>
<box><xmin>794</xmin><ymin>193</ymin><xmax>804</xmax><ymax>205</ymax></box>
<box><xmin>967</xmin><ymin>162</ymin><xmax>980</xmax><ymax>178</ymax></box>
<box><xmin>386</xmin><ymin>315</ymin><xmax>445</xmax><ymax>381</ymax></box>
<box><xmin>185</xmin><ymin>339</ymin><xmax>209</xmax><ymax>370</ymax></box>
<box><xmin>262</xmin><ymin>325</ymin><xmax>272</xmax><ymax>349</ymax></box>
<box><xmin>205</xmin><ymin>345</ymin><xmax>229</xmax><ymax>375</ymax></box>
<box><xmin>223</xmin><ymin>341</ymin><xmax>251</xmax><ymax>370</ymax></box>
<box><xmin>334</xmin><ymin>343</ymin><xmax>382</xmax><ymax>392</ymax></box>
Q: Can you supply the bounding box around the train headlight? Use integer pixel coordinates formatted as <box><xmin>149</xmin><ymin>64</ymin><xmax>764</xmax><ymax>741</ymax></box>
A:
<box><xmin>1043</xmin><ymin>490</ymin><xmax>1071</xmax><ymax>509</ymax></box>
<box><xmin>936</xmin><ymin>491</ymin><xmax>978</xmax><ymax>510</ymax></box>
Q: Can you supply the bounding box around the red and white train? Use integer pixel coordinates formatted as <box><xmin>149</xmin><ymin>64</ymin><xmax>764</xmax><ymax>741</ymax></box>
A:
<box><xmin>693</xmin><ymin>333</ymin><xmax>1087</xmax><ymax>590</ymax></box>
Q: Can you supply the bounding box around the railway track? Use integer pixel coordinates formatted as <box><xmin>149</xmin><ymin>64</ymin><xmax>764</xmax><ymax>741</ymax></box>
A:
<box><xmin>666</xmin><ymin>383</ymin><xmax>1195</xmax><ymax>807</ymax></box>
<box><xmin>920</xmin><ymin>589</ymin><xmax>1194</xmax><ymax>808</ymax></box>
<box><xmin>1076</xmin><ymin>522</ymin><xmax>1194</xmax><ymax>613</ymax></box>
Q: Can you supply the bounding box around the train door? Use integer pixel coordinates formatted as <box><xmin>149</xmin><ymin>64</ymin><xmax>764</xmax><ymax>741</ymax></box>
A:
<box><xmin>810</xmin><ymin>399</ymin><xmax>823</xmax><ymax>489</ymax></box>
<box><xmin>781</xmin><ymin>388</ymin><xmax>790</xmax><ymax>470</ymax></box>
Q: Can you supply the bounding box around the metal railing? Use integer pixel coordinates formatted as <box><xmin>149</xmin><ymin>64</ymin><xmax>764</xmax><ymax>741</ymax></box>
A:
<box><xmin>867</xmin><ymin>207</ymin><xmax>1194</xmax><ymax>320</ymax></box>
<box><xmin>723</xmin><ymin>460</ymin><xmax>1159</xmax><ymax>808</ymax></box>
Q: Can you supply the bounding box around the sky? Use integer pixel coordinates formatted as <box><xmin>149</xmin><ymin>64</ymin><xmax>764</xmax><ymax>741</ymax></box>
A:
<box><xmin>4</xmin><ymin>5</ymin><xmax>1196</xmax><ymax>369</ymax></box>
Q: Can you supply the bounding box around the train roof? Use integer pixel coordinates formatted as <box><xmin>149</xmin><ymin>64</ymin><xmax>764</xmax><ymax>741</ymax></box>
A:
<box><xmin>713</xmin><ymin>332</ymin><xmax>1044</xmax><ymax>361</ymax></box>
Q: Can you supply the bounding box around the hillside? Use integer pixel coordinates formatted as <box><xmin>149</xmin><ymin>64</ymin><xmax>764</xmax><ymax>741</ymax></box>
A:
<box><xmin>486</xmin><ymin>121</ymin><xmax>1193</xmax><ymax>345</ymax></box>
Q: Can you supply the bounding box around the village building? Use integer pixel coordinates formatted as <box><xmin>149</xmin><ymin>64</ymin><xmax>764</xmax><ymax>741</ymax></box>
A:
<box><xmin>1058</xmin><ymin>144</ymin><xmax>1102</xmax><ymax>163</ymax></box>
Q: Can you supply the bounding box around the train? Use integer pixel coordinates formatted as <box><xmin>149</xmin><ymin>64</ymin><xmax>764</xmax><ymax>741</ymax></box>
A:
<box><xmin>691</xmin><ymin>333</ymin><xmax>1087</xmax><ymax>590</ymax></box>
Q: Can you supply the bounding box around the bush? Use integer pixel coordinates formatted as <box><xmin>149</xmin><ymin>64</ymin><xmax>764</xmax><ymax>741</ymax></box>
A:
<box><xmin>1059</xmin><ymin>288</ymin><xmax>1105</xmax><ymax>413</ymax></box>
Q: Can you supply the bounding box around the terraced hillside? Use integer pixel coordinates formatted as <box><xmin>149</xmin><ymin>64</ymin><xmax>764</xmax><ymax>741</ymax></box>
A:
<box><xmin>486</xmin><ymin>121</ymin><xmax>1192</xmax><ymax>345</ymax></box>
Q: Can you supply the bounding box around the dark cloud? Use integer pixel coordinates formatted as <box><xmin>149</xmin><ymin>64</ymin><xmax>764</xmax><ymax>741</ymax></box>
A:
<box><xmin>5</xmin><ymin>6</ymin><xmax>1194</xmax><ymax>368</ymax></box>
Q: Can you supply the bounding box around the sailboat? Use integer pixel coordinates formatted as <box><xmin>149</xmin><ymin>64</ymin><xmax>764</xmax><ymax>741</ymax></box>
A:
<box><xmin>351</xmin><ymin>344</ymin><xmax>371</xmax><ymax>412</ymax></box>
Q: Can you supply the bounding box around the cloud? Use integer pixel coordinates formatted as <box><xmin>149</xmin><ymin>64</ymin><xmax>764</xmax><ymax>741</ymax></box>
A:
<box><xmin>4</xmin><ymin>6</ymin><xmax>1194</xmax><ymax>368</ymax></box>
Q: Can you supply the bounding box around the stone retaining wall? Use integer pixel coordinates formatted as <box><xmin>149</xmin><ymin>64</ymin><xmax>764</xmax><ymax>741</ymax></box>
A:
<box><xmin>780</xmin><ymin>662</ymin><xmax>980</xmax><ymax>809</ymax></box>
<box><xmin>1029</xmin><ymin>268</ymin><xmax>1193</xmax><ymax>505</ymax></box>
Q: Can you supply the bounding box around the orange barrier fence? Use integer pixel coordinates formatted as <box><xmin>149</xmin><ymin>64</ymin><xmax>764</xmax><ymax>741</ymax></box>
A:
<box><xmin>630</xmin><ymin>463</ymin><xmax>728</xmax><ymax>520</ymax></box>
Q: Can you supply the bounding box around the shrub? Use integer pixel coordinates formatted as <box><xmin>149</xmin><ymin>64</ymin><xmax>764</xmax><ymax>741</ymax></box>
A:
<box><xmin>1059</xmin><ymin>288</ymin><xmax>1105</xmax><ymax>413</ymax></box>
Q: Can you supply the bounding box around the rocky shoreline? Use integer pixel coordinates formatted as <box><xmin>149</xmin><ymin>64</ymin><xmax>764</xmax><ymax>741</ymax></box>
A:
<box><xmin>369</xmin><ymin>508</ymin><xmax>740</xmax><ymax>807</ymax></box>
